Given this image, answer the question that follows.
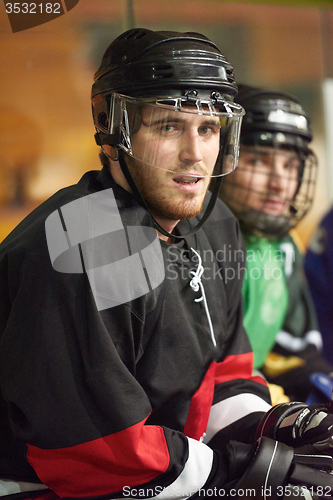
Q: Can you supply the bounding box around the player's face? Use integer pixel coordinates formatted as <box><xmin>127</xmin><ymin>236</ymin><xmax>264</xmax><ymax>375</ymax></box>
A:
<box><xmin>125</xmin><ymin>105</ymin><xmax>221</xmax><ymax>222</ymax></box>
<box><xmin>226</xmin><ymin>145</ymin><xmax>300</xmax><ymax>217</ymax></box>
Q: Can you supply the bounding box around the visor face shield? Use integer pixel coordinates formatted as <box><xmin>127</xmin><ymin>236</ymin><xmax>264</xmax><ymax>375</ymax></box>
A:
<box><xmin>108</xmin><ymin>93</ymin><xmax>245</xmax><ymax>178</ymax></box>
<box><xmin>220</xmin><ymin>143</ymin><xmax>318</xmax><ymax>236</ymax></box>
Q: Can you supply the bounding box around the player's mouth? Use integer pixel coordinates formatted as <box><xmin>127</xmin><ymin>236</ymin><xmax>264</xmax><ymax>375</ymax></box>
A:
<box><xmin>174</xmin><ymin>175</ymin><xmax>201</xmax><ymax>184</ymax></box>
<box><xmin>173</xmin><ymin>174</ymin><xmax>204</xmax><ymax>192</ymax></box>
<box><xmin>263</xmin><ymin>198</ymin><xmax>286</xmax><ymax>215</ymax></box>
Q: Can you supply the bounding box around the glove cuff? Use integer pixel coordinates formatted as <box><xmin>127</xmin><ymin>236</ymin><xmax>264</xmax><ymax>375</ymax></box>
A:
<box><xmin>237</xmin><ymin>437</ymin><xmax>294</xmax><ymax>500</ymax></box>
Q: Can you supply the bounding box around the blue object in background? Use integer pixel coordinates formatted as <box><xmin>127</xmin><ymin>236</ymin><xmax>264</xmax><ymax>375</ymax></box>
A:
<box><xmin>306</xmin><ymin>372</ymin><xmax>333</xmax><ymax>404</ymax></box>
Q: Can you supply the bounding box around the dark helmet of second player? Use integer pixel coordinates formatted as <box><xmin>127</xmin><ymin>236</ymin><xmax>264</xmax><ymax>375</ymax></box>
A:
<box><xmin>237</xmin><ymin>84</ymin><xmax>313</xmax><ymax>150</ymax></box>
<box><xmin>220</xmin><ymin>84</ymin><xmax>318</xmax><ymax>238</ymax></box>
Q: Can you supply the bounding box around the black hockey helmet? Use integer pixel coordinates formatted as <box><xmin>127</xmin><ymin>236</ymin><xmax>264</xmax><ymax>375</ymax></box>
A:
<box><xmin>91</xmin><ymin>28</ymin><xmax>238</xmax><ymax>135</ymax></box>
<box><xmin>92</xmin><ymin>28</ymin><xmax>238</xmax><ymax>97</ymax></box>
<box><xmin>220</xmin><ymin>84</ymin><xmax>318</xmax><ymax>238</ymax></box>
<box><xmin>91</xmin><ymin>28</ymin><xmax>243</xmax><ymax>157</ymax></box>
<box><xmin>236</xmin><ymin>84</ymin><xmax>313</xmax><ymax>150</ymax></box>
<box><xmin>91</xmin><ymin>28</ymin><xmax>245</xmax><ymax>239</ymax></box>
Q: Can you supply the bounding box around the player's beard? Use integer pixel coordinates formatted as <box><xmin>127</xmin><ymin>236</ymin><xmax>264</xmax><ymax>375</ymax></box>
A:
<box><xmin>128</xmin><ymin>161</ymin><xmax>210</xmax><ymax>221</ymax></box>
<box><xmin>144</xmin><ymin>191</ymin><xmax>207</xmax><ymax>221</ymax></box>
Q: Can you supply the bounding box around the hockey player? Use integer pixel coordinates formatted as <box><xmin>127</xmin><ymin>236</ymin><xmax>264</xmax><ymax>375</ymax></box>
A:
<box><xmin>220</xmin><ymin>84</ymin><xmax>333</xmax><ymax>402</ymax></box>
<box><xmin>0</xmin><ymin>30</ymin><xmax>333</xmax><ymax>500</ymax></box>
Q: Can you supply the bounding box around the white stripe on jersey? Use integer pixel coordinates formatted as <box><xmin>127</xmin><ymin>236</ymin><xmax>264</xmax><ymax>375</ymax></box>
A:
<box><xmin>204</xmin><ymin>393</ymin><xmax>271</xmax><ymax>443</ymax></box>
<box><xmin>155</xmin><ymin>437</ymin><xmax>214</xmax><ymax>500</ymax></box>
<box><xmin>0</xmin><ymin>479</ymin><xmax>48</xmax><ymax>496</ymax></box>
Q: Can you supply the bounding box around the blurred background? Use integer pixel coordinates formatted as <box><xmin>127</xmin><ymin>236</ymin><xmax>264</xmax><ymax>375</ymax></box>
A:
<box><xmin>1</xmin><ymin>0</ymin><xmax>333</xmax><ymax>245</ymax></box>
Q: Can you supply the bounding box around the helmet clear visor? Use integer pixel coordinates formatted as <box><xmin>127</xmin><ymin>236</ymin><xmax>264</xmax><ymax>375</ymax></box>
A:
<box><xmin>220</xmin><ymin>144</ymin><xmax>318</xmax><ymax>236</ymax></box>
<box><xmin>107</xmin><ymin>93</ymin><xmax>245</xmax><ymax>178</ymax></box>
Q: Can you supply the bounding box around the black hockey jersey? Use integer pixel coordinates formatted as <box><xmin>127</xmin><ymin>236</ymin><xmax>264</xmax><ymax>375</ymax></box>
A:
<box><xmin>0</xmin><ymin>167</ymin><xmax>270</xmax><ymax>499</ymax></box>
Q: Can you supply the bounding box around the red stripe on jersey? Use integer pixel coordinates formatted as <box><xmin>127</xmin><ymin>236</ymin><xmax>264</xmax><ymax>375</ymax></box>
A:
<box><xmin>183</xmin><ymin>361</ymin><xmax>216</xmax><ymax>441</ymax></box>
<box><xmin>27</xmin><ymin>417</ymin><xmax>170</xmax><ymax>498</ymax></box>
<box><xmin>215</xmin><ymin>352</ymin><xmax>266</xmax><ymax>386</ymax></box>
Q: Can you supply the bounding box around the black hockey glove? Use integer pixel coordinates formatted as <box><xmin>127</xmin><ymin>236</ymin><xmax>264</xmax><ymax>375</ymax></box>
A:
<box><xmin>233</xmin><ymin>436</ymin><xmax>333</xmax><ymax>500</ymax></box>
<box><xmin>255</xmin><ymin>401</ymin><xmax>333</xmax><ymax>451</ymax></box>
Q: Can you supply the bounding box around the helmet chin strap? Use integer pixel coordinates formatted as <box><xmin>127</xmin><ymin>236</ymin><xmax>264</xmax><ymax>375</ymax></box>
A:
<box><xmin>117</xmin><ymin>149</ymin><xmax>223</xmax><ymax>240</ymax></box>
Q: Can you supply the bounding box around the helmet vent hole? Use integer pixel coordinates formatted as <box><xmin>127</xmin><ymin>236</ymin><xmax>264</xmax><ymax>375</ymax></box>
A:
<box><xmin>121</xmin><ymin>29</ymin><xmax>148</xmax><ymax>40</ymax></box>
<box><xmin>226</xmin><ymin>69</ymin><xmax>235</xmax><ymax>84</ymax></box>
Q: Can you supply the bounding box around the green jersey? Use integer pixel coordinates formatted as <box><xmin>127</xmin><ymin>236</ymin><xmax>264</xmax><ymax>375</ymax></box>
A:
<box><xmin>242</xmin><ymin>236</ymin><xmax>288</xmax><ymax>369</ymax></box>
<box><xmin>240</xmin><ymin>232</ymin><xmax>333</xmax><ymax>401</ymax></box>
